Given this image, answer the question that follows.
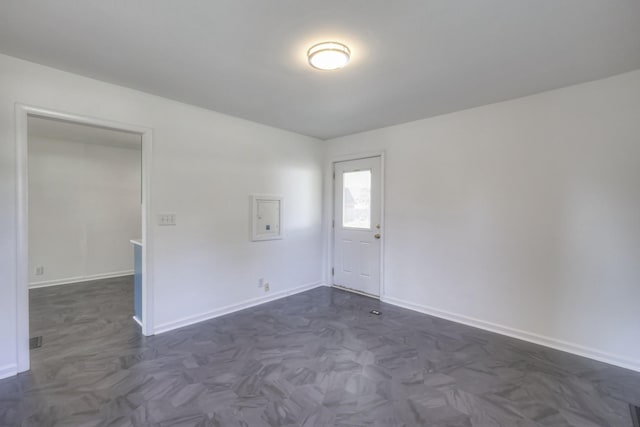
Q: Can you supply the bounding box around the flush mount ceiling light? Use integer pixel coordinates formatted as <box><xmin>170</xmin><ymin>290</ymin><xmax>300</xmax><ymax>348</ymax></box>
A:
<box><xmin>307</xmin><ymin>41</ymin><xmax>351</xmax><ymax>71</ymax></box>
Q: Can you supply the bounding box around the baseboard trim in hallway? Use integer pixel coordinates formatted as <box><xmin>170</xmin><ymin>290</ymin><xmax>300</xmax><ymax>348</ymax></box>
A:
<box><xmin>382</xmin><ymin>295</ymin><xmax>640</xmax><ymax>373</ymax></box>
<box><xmin>29</xmin><ymin>270</ymin><xmax>134</xmax><ymax>289</ymax></box>
<box><xmin>153</xmin><ymin>281</ymin><xmax>324</xmax><ymax>335</ymax></box>
<box><xmin>0</xmin><ymin>364</ymin><xmax>17</xmax><ymax>380</ymax></box>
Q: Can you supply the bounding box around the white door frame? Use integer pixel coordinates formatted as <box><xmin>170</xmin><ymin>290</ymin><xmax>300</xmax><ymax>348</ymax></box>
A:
<box><xmin>15</xmin><ymin>104</ymin><xmax>155</xmax><ymax>373</ymax></box>
<box><xmin>327</xmin><ymin>151</ymin><xmax>385</xmax><ymax>298</ymax></box>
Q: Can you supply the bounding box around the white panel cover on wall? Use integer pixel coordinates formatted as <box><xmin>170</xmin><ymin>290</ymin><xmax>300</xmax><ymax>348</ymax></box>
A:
<box><xmin>251</xmin><ymin>194</ymin><xmax>282</xmax><ymax>241</ymax></box>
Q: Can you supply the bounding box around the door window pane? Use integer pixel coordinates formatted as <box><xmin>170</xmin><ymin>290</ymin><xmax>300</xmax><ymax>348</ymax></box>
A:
<box><xmin>343</xmin><ymin>170</ymin><xmax>371</xmax><ymax>228</ymax></box>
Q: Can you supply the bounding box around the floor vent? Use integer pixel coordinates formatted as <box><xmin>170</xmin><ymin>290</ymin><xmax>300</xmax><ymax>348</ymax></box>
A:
<box><xmin>631</xmin><ymin>404</ymin><xmax>640</xmax><ymax>427</ymax></box>
<box><xmin>369</xmin><ymin>310</ymin><xmax>382</xmax><ymax>316</ymax></box>
<box><xmin>29</xmin><ymin>336</ymin><xmax>43</xmax><ymax>350</ymax></box>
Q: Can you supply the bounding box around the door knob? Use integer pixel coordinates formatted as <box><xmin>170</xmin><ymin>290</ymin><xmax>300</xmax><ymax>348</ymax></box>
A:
<box><xmin>374</xmin><ymin>233</ymin><xmax>381</xmax><ymax>239</ymax></box>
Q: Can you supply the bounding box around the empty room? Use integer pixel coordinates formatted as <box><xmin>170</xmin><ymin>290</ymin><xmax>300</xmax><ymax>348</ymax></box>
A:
<box><xmin>0</xmin><ymin>1</ymin><xmax>639</xmax><ymax>426</ymax></box>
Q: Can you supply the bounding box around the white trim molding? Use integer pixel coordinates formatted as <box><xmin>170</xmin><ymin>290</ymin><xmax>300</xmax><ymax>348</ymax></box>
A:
<box><xmin>29</xmin><ymin>270</ymin><xmax>134</xmax><ymax>289</ymax></box>
<box><xmin>132</xmin><ymin>316</ymin><xmax>143</xmax><ymax>328</ymax></box>
<box><xmin>383</xmin><ymin>295</ymin><xmax>640</xmax><ymax>373</ymax></box>
<box><xmin>0</xmin><ymin>364</ymin><xmax>18</xmax><ymax>380</ymax></box>
<box><xmin>154</xmin><ymin>282</ymin><xmax>323</xmax><ymax>334</ymax></box>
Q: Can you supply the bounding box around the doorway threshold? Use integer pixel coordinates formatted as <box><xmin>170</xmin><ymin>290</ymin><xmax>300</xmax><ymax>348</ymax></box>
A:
<box><xmin>332</xmin><ymin>285</ymin><xmax>380</xmax><ymax>300</ymax></box>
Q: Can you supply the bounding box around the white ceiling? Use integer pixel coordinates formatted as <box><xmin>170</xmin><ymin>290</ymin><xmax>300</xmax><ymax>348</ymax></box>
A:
<box><xmin>2</xmin><ymin>1</ymin><xmax>640</xmax><ymax>140</ymax></box>
<box><xmin>29</xmin><ymin>116</ymin><xmax>141</xmax><ymax>149</ymax></box>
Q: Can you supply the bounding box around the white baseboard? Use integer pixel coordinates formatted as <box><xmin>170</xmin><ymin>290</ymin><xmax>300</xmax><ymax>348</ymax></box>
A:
<box><xmin>0</xmin><ymin>364</ymin><xmax>18</xmax><ymax>380</ymax></box>
<box><xmin>132</xmin><ymin>316</ymin><xmax>143</xmax><ymax>328</ymax></box>
<box><xmin>382</xmin><ymin>295</ymin><xmax>640</xmax><ymax>373</ymax></box>
<box><xmin>29</xmin><ymin>270</ymin><xmax>134</xmax><ymax>289</ymax></box>
<box><xmin>154</xmin><ymin>282</ymin><xmax>323</xmax><ymax>334</ymax></box>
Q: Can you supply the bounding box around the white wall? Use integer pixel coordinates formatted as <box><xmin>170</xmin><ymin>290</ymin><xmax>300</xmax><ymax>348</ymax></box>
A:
<box><xmin>324</xmin><ymin>70</ymin><xmax>640</xmax><ymax>371</ymax></box>
<box><xmin>28</xmin><ymin>135</ymin><xmax>141</xmax><ymax>287</ymax></box>
<box><xmin>0</xmin><ymin>53</ymin><xmax>324</xmax><ymax>378</ymax></box>
<box><xmin>2</xmin><ymin>50</ymin><xmax>638</xmax><ymax>379</ymax></box>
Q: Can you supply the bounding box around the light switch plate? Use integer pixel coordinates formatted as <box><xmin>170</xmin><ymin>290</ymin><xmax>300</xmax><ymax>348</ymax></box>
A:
<box><xmin>158</xmin><ymin>213</ymin><xmax>176</xmax><ymax>226</ymax></box>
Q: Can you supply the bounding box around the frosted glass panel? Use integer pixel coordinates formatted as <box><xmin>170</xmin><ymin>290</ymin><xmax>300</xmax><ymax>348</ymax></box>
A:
<box><xmin>343</xmin><ymin>170</ymin><xmax>371</xmax><ymax>229</ymax></box>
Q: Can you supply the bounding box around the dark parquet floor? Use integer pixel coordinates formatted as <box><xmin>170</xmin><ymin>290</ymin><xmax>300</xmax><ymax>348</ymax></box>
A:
<box><xmin>1</xmin><ymin>277</ymin><xmax>639</xmax><ymax>426</ymax></box>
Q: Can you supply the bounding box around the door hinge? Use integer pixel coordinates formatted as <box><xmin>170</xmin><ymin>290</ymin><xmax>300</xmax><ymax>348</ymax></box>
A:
<box><xmin>331</xmin><ymin>267</ymin><xmax>334</xmax><ymax>276</ymax></box>
<box><xmin>333</xmin><ymin>171</ymin><xmax>335</xmax><ymax>179</ymax></box>
<box><xmin>332</xmin><ymin>219</ymin><xmax>335</xmax><ymax>228</ymax></box>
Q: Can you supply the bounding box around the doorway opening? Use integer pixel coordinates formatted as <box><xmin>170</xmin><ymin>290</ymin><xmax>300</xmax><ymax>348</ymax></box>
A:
<box><xmin>15</xmin><ymin>105</ymin><xmax>154</xmax><ymax>373</ymax></box>
<box><xmin>331</xmin><ymin>154</ymin><xmax>384</xmax><ymax>298</ymax></box>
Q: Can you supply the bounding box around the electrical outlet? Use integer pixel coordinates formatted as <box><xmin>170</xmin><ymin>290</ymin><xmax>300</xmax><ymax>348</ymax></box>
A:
<box><xmin>258</xmin><ymin>278</ymin><xmax>264</xmax><ymax>288</ymax></box>
<box><xmin>35</xmin><ymin>266</ymin><xmax>44</xmax><ymax>276</ymax></box>
<box><xmin>264</xmin><ymin>283</ymin><xmax>270</xmax><ymax>292</ymax></box>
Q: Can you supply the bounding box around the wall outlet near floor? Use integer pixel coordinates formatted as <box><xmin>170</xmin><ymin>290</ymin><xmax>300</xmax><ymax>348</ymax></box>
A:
<box><xmin>35</xmin><ymin>266</ymin><xmax>44</xmax><ymax>276</ymax></box>
<box><xmin>264</xmin><ymin>283</ymin><xmax>270</xmax><ymax>292</ymax></box>
<box><xmin>258</xmin><ymin>278</ymin><xmax>264</xmax><ymax>288</ymax></box>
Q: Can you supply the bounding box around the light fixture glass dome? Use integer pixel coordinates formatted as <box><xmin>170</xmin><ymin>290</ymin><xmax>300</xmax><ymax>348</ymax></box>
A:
<box><xmin>307</xmin><ymin>42</ymin><xmax>351</xmax><ymax>71</ymax></box>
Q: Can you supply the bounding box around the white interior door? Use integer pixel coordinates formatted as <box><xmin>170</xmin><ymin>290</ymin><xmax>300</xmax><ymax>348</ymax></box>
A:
<box><xmin>333</xmin><ymin>156</ymin><xmax>382</xmax><ymax>296</ymax></box>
